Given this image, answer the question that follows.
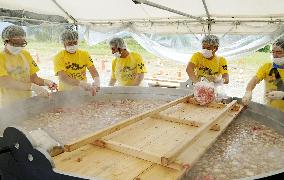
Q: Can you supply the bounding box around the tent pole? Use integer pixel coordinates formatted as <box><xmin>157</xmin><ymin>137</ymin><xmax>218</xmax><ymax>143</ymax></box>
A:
<box><xmin>201</xmin><ymin>0</ymin><xmax>210</xmax><ymax>20</ymax></box>
<box><xmin>0</xmin><ymin>15</ymin><xmax>68</xmax><ymax>24</ymax></box>
<box><xmin>201</xmin><ymin>0</ymin><xmax>212</xmax><ymax>34</ymax></box>
<box><xmin>80</xmin><ymin>18</ymin><xmax>283</xmax><ymax>24</ymax></box>
<box><xmin>51</xmin><ymin>0</ymin><xmax>77</xmax><ymax>25</ymax></box>
<box><xmin>132</xmin><ymin>0</ymin><xmax>205</xmax><ymax>22</ymax></box>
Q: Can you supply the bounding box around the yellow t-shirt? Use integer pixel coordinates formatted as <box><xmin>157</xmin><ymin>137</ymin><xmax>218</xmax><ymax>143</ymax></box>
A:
<box><xmin>53</xmin><ymin>49</ymin><xmax>94</xmax><ymax>91</ymax></box>
<box><xmin>111</xmin><ymin>52</ymin><xmax>147</xmax><ymax>86</ymax></box>
<box><xmin>256</xmin><ymin>63</ymin><xmax>284</xmax><ymax>111</ymax></box>
<box><xmin>0</xmin><ymin>50</ymin><xmax>39</xmax><ymax>106</ymax></box>
<box><xmin>190</xmin><ymin>52</ymin><xmax>228</xmax><ymax>81</ymax></box>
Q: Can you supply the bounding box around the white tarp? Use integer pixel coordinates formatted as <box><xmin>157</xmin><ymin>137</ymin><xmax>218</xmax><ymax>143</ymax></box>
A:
<box><xmin>1</xmin><ymin>0</ymin><xmax>283</xmax><ymax>20</ymax></box>
<box><xmin>1</xmin><ymin>0</ymin><xmax>284</xmax><ymax>34</ymax></box>
<box><xmin>1</xmin><ymin>0</ymin><xmax>284</xmax><ymax>62</ymax></box>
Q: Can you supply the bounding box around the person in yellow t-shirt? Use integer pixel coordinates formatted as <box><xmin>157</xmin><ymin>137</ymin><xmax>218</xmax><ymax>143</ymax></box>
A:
<box><xmin>186</xmin><ymin>35</ymin><xmax>229</xmax><ymax>85</ymax></box>
<box><xmin>53</xmin><ymin>29</ymin><xmax>100</xmax><ymax>95</ymax></box>
<box><xmin>108</xmin><ymin>38</ymin><xmax>147</xmax><ymax>86</ymax></box>
<box><xmin>242</xmin><ymin>38</ymin><xmax>284</xmax><ymax>112</ymax></box>
<box><xmin>0</xmin><ymin>25</ymin><xmax>57</xmax><ymax>107</ymax></box>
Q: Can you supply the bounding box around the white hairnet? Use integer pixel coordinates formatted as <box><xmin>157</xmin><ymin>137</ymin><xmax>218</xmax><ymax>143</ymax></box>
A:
<box><xmin>61</xmin><ymin>29</ymin><xmax>78</xmax><ymax>42</ymax></box>
<box><xmin>273</xmin><ymin>38</ymin><xmax>284</xmax><ymax>51</ymax></box>
<box><xmin>202</xmin><ymin>35</ymin><xmax>219</xmax><ymax>47</ymax></box>
<box><xmin>109</xmin><ymin>37</ymin><xmax>127</xmax><ymax>49</ymax></box>
<box><xmin>1</xmin><ymin>25</ymin><xmax>26</xmax><ymax>41</ymax></box>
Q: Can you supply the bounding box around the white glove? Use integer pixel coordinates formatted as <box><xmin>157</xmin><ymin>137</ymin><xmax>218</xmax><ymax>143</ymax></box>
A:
<box><xmin>214</xmin><ymin>77</ymin><xmax>225</xmax><ymax>83</ymax></box>
<box><xmin>92</xmin><ymin>77</ymin><xmax>100</xmax><ymax>91</ymax></box>
<box><xmin>242</xmin><ymin>91</ymin><xmax>252</xmax><ymax>106</ymax></box>
<box><xmin>31</xmin><ymin>83</ymin><xmax>49</xmax><ymax>97</ymax></box>
<box><xmin>79</xmin><ymin>81</ymin><xmax>97</xmax><ymax>96</ymax></box>
<box><xmin>43</xmin><ymin>79</ymin><xmax>58</xmax><ymax>91</ymax></box>
<box><xmin>214</xmin><ymin>78</ymin><xmax>225</xmax><ymax>87</ymax></box>
<box><xmin>267</xmin><ymin>91</ymin><xmax>284</xmax><ymax>100</ymax></box>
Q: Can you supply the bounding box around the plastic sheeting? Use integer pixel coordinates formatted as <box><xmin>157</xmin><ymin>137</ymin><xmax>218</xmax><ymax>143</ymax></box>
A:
<box><xmin>0</xmin><ymin>21</ymin><xmax>282</xmax><ymax>63</ymax></box>
<box><xmin>83</xmin><ymin>24</ymin><xmax>284</xmax><ymax>63</ymax></box>
<box><xmin>1</xmin><ymin>0</ymin><xmax>284</xmax><ymax>34</ymax></box>
<box><xmin>1</xmin><ymin>0</ymin><xmax>284</xmax><ymax>62</ymax></box>
<box><xmin>1</xmin><ymin>0</ymin><xmax>284</xmax><ymax>23</ymax></box>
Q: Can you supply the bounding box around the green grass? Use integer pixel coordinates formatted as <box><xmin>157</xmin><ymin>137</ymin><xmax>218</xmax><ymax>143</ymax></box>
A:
<box><xmin>231</xmin><ymin>52</ymin><xmax>271</xmax><ymax>69</ymax></box>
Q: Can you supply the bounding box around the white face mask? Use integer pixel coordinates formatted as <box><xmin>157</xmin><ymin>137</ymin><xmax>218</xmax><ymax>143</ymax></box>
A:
<box><xmin>201</xmin><ymin>49</ymin><xmax>213</xmax><ymax>58</ymax></box>
<box><xmin>66</xmin><ymin>45</ymin><xmax>78</xmax><ymax>54</ymax></box>
<box><xmin>6</xmin><ymin>44</ymin><xmax>24</xmax><ymax>55</ymax></box>
<box><xmin>273</xmin><ymin>57</ymin><xmax>284</xmax><ymax>66</ymax></box>
<box><xmin>113</xmin><ymin>52</ymin><xmax>121</xmax><ymax>58</ymax></box>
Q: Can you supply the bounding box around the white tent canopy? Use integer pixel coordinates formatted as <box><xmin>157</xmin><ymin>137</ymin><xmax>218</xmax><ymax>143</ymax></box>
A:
<box><xmin>1</xmin><ymin>0</ymin><xmax>284</xmax><ymax>33</ymax></box>
<box><xmin>1</xmin><ymin>0</ymin><xmax>284</xmax><ymax>62</ymax></box>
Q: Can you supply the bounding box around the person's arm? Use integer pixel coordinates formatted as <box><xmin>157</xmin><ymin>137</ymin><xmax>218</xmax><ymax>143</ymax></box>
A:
<box><xmin>85</xmin><ymin>53</ymin><xmax>100</xmax><ymax>87</ymax></box>
<box><xmin>132</xmin><ymin>73</ymin><xmax>144</xmax><ymax>86</ymax></box>
<box><xmin>109</xmin><ymin>78</ymin><xmax>116</xmax><ymax>86</ymax></box>
<box><xmin>246</xmin><ymin>76</ymin><xmax>260</xmax><ymax>92</ymax></box>
<box><xmin>186</xmin><ymin>62</ymin><xmax>198</xmax><ymax>83</ymax></box>
<box><xmin>242</xmin><ymin>76</ymin><xmax>260</xmax><ymax>106</ymax></box>
<box><xmin>30</xmin><ymin>73</ymin><xmax>44</xmax><ymax>86</ymax></box>
<box><xmin>30</xmin><ymin>73</ymin><xmax>58</xmax><ymax>91</ymax></box>
<box><xmin>242</xmin><ymin>63</ymin><xmax>269</xmax><ymax>106</ymax></box>
<box><xmin>88</xmin><ymin>65</ymin><xmax>100</xmax><ymax>88</ymax></box>
<box><xmin>88</xmin><ymin>65</ymin><xmax>99</xmax><ymax>80</ymax></box>
<box><xmin>109</xmin><ymin>58</ymin><xmax>117</xmax><ymax>86</ymax></box>
<box><xmin>222</xmin><ymin>73</ymin><xmax>229</xmax><ymax>84</ymax></box>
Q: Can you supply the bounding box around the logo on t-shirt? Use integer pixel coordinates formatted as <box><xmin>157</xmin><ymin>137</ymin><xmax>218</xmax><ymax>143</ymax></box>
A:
<box><xmin>199</xmin><ymin>66</ymin><xmax>218</xmax><ymax>76</ymax></box>
<box><xmin>88</xmin><ymin>56</ymin><xmax>93</xmax><ymax>63</ymax></box>
<box><xmin>65</xmin><ymin>62</ymin><xmax>86</xmax><ymax>70</ymax></box>
<box><xmin>31</xmin><ymin>60</ymin><xmax>38</xmax><ymax>67</ymax></box>
<box><xmin>138</xmin><ymin>63</ymin><xmax>145</xmax><ymax>70</ymax></box>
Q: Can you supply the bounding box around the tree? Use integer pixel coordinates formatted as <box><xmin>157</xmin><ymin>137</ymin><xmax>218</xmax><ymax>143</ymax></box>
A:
<box><xmin>258</xmin><ymin>45</ymin><xmax>271</xmax><ymax>53</ymax></box>
<box><xmin>26</xmin><ymin>24</ymin><xmax>66</xmax><ymax>42</ymax></box>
